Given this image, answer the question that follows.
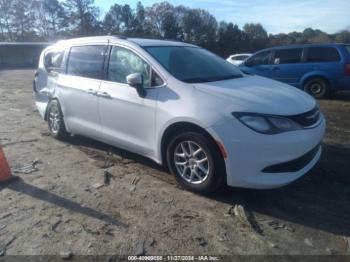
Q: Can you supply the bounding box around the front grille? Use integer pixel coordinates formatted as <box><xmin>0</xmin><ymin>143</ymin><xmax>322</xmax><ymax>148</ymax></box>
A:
<box><xmin>287</xmin><ymin>106</ymin><xmax>320</xmax><ymax>127</ymax></box>
<box><xmin>262</xmin><ymin>144</ymin><xmax>320</xmax><ymax>173</ymax></box>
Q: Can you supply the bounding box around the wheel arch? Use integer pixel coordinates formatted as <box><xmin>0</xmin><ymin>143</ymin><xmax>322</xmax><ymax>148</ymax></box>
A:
<box><xmin>301</xmin><ymin>73</ymin><xmax>332</xmax><ymax>90</ymax></box>
<box><xmin>44</xmin><ymin>98</ymin><xmax>60</xmax><ymax>121</ymax></box>
<box><xmin>44</xmin><ymin>98</ymin><xmax>69</xmax><ymax>134</ymax></box>
<box><xmin>160</xmin><ymin>121</ymin><xmax>226</xmax><ymax>171</ymax></box>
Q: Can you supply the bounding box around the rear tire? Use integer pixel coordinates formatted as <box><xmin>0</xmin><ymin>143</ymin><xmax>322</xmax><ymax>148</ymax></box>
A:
<box><xmin>47</xmin><ymin>100</ymin><xmax>68</xmax><ymax>140</ymax></box>
<box><xmin>303</xmin><ymin>78</ymin><xmax>330</xmax><ymax>99</ymax></box>
<box><xmin>166</xmin><ymin>130</ymin><xmax>225</xmax><ymax>194</ymax></box>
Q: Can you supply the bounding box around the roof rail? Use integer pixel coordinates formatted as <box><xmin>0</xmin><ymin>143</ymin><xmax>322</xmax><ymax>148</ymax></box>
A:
<box><xmin>107</xmin><ymin>33</ymin><xmax>127</xmax><ymax>40</ymax></box>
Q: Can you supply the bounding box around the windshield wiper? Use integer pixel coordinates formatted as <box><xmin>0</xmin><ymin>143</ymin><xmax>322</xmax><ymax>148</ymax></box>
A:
<box><xmin>214</xmin><ymin>74</ymin><xmax>243</xmax><ymax>81</ymax></box>
<box><xmin>182</xmin><ymin>74</ymin><xmax>242</xmax><ymax>83</ymax></box>
<box><xmin>182</xmin><ymin>77</ymin><xmax>210</xmax><ymax>83</ymax></box>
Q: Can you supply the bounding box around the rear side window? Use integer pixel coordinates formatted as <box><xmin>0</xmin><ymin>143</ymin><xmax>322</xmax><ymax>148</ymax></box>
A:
<box><xmin>274</xmin><ymin>48</ymin><xmax>302</xmax><ymax>64</ymax></box>
<box><xmin>306</xmin><ymin>47</ymin><xmax>340</xmax><ymax>62</ymax></box>
<box><xmin>67</xmin><ymin>45</ymin><xmax>107</xmax><ymax>79</ymax></box>
<box><xmin>44</xmin><ymin>51</ymin><xmax>63</xmax><ymax>72</ymax></box>
<box><xmin>246</xmin><ymin>51</ymin><xmax>271</xmax><ymax>66</ymax></box>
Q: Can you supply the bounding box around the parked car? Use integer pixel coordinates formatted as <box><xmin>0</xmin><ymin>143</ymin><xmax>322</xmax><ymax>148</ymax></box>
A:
<box><xmin>226</xmin><ymin>53</ymin><xmax>251</xmax><ymax>66</ymax></box>
<box><xmin>239</xmin><ymin>43</ymin><xmax>350</xmax><ymax>98</ymax></box>
<box><xmin>34</xmin><ymin>36</ymin><xmax>325</xmax><ymax>194</ymax></box>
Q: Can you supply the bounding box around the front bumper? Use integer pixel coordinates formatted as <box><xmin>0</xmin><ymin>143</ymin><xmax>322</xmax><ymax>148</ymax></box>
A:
<box><xmin>206</xmin><ymin>116</ymin><xmax>325</xmax><ymax>189</ymax></box>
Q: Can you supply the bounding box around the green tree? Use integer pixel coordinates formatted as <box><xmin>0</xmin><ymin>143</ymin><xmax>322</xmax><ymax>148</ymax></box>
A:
<box><xmin>10</xmin><ymin>0</ymin><xmax>37</xmax><ymax>40</ymax></box>
<box><xmin>243</xmin><ymin>23</ymin><xmax>267</xmax><ymax>39</ymax></box>
<box><xmin>335</xmin><ymin>30</ymin><xmax>350</xmax><ymax>43</ymax></box>
<box><xmin>145</xmin><ymin>2</ymin><xmax>182</xmax><ymax>39</ymax></box>
<box><xmin>103</xmin><ymin>4</ymin><xmax>136</xmax><ymax>35</ymax></box>
<box><xmin>2</xmin><ymin>0</ymin><xmax>349</xmax><ymax>55</ymax></box>
<box><xmin>133</xmin><ymin>2</ymin><xmax>148</xmax><ymax>37</ymax></box>
<box><xmin>120</xmin><ymin>4</ymin><xmax>135</xmax><ymax>34</ymax></box>
<box><xmin>308</xmin><ymin>32</ymin><xmax>332</xmax><ymax>43</ymax></box>
<box><xmin>103</xmin><ymin>4</ymin><xmax>123</xmax><ymax>34</ymax></box>
<box><xmin>34</xmin><ymin>0</ymin><xmax>68</xmax><ymax>40</ymax></box>
<box><xmin>182</xmin><ymin>8</ymin><xmax>217</xmax><ymax>45</ymax></box>
<box><xmin>217</xmin><ymin>22</ymin><xmax>244</xmax><ymax>57</ymax></box>
<box><xmin>243</xmin><ymin>23</ymin><xmax>268</xmax><ymax>51</ymax></box>
<box><xmin>63</xmin><ymin>0</ymin><xmax>100</xmax><ymax>36</ymax></box>
<box><xmin>0</xmin><ymin>0</ymin><xmax>14</xmax><ymax>40</ymax></box>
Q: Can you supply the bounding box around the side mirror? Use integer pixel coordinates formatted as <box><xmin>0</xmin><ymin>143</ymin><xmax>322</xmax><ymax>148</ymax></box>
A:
<box><xmin>126</xmin><ymin>73</ymin><xmax>146</xmax><ymax>98</ymax></box>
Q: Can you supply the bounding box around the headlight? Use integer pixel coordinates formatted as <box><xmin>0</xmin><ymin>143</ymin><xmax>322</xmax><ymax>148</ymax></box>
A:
<box><xmin>232</xmin><ymin>112</ymin><xmax>302</xmax><ymax>134</ymax></box>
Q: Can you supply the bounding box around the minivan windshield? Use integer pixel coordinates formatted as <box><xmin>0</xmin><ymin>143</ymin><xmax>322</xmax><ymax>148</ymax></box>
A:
<box><xmin>144</xmin><ymin>46</ymin><xmax>243</xmax><ymax>83</ymax></box>
<box><xmin>346</xmin><ymin>45</ymin><xmax>350</xmax><ymax>55</ymax></box>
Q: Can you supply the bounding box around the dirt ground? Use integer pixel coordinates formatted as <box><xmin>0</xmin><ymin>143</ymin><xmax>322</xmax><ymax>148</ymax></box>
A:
<box><xmin>0</xmin><ymin>69</ymin><xmax>350</xmax><ymax>257</ymax></box>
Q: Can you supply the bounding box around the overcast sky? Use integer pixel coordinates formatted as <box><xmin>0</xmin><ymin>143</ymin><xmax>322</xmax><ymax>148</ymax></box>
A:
<box><xmin>95</xmin><ymin>0</ymin><xmax>350</xmax><ymax>34</ymax></box>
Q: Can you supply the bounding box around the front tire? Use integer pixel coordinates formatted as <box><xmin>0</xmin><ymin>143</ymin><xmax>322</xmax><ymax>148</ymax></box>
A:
<box><xmin>303</xmin><ymin>78</ymin><xmax>330</xmax><ymax>99</ymax></box>
<box><xmin>47</xmin><ymin>100</ymin><xmax>68</xmax><ymax>139</ymax></box>
<box><xmin>166</xmin><ymin>130</ymin><xmax>225</xmax><ymax>194</ymax></box>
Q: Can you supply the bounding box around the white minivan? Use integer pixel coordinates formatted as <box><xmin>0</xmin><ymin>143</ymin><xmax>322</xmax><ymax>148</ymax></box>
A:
<box><xmin>34</xmin><ymin>36</ymin><xmax>325</xmax><ymax>194</ymax></box>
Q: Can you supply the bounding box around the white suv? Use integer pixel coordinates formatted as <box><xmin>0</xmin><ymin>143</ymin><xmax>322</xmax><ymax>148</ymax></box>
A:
<box><xmin>34</xmin><ymin>36</ymin><xmax>325</xmax><ymax>194</ymax></box>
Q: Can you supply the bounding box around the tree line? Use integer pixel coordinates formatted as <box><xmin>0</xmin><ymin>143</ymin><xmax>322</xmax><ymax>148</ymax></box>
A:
<box><xmin>1</xmin><ymin>0</ymin><xmax>349</xmax><ymax>57</ymax></box>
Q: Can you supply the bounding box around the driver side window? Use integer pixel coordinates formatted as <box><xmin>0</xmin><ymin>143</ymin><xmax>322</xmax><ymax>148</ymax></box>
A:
<box><xmin>108</xmin><ymin>46</ymin><xmax>151</xmax><ymax>87</ymax></box>
<box><xmin>246</xmin><ymin>51</ymin><xmax>271</xmax><ymax>66</ymax></box>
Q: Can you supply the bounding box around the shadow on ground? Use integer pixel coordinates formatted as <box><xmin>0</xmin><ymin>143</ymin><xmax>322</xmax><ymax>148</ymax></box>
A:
<box><xmin>1</xmin><ymin>178</ymin><xmax>128</xmax><ymax>228</ymax></box>
<box><xmin>211</xmin><ymin>143</ymin><xmax>350</xmax><ymax>237</ymax></box>
<box><xmin>61</xmin><ymin>134</ymin><xmax>350</xmax><ymax>237</ymax></box>
<box><xmin>332</xmin><ymin>91</ymin><xmax>350</xmax><ymax>101</ymax></box>
<box><xmin>66</xmin><ymin>135</ymin><xmax>165</xmax><ymax>172</ymax></box>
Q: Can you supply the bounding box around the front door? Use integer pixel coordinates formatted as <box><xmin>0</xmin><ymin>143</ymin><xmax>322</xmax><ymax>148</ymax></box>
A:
<box><xmin>98</xmin><ymin>45</ymin><xmax>158</xmax><ymax>156</ymax></box>
<box><xmin>240</xmin><ymin>50</ymin><xmax>272</xmax><ymax>78</ymax></box>
<box><xmin>270</xmin><ymin>48</ymin><xmax>305</xmax><ymax>86</ymax></box>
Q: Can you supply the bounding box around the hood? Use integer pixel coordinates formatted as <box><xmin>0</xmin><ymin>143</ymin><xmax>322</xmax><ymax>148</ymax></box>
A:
<box><xmin>193</xmin><ymin>75</ymin><xmax>316</xmax><ymax>115</ymax></box>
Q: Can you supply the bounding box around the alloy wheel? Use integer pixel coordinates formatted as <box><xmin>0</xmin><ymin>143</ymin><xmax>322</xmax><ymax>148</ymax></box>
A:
<box><xmin>309</xmin><ymin>82</ymin><xmax>323</xmax><ymax>95</ymax></box>
<box><xmin>48</xmin><ymin>105</ymin><xmax>60</xmax><ymax>134</ymax></box>
<box><xmin>173</xmin><ymin>141</ymin><xmax>210</xmax><ymax>184</ymax></box>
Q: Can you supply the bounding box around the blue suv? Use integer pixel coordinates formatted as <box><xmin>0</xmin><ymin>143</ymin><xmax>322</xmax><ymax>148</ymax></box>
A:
<box><xmin>240</xmin><ymin>43</ymin><xmax>350</xmax><ymax>98</ymax></box>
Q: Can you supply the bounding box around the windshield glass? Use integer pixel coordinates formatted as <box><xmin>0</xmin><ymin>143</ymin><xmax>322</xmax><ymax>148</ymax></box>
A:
<box><xmin>346</xmin><ymin>45</ymin><xmax>350</xmax><ymax>55</ymax></box>
<box><xmin>144</xmin><ymin>46</ymin><xmax>243</xmax><ymax>83</ymax></box>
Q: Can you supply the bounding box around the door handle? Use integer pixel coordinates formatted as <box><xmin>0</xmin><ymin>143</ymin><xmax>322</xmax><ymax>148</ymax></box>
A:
<box><xmin>97</xmin><ymin>91</ymin><xmax>112</xmax><ymax>98</ymax></box>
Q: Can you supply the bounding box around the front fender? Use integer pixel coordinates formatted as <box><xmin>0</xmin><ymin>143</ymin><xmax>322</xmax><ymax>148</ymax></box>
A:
<box><xmin>155</xmin><ymin>117</ymin><xmax>210</xmax><ymax>164</ymax></box>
